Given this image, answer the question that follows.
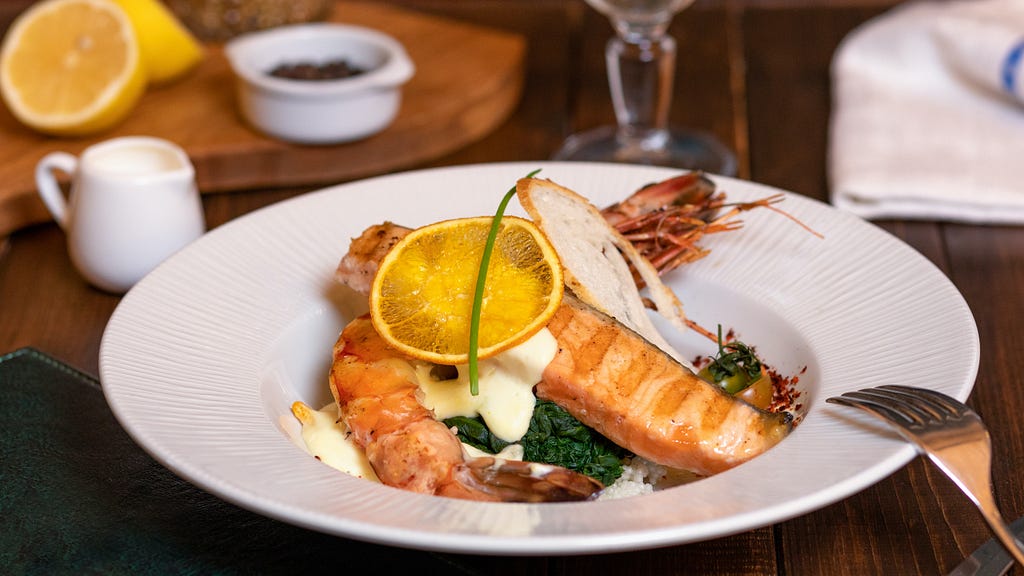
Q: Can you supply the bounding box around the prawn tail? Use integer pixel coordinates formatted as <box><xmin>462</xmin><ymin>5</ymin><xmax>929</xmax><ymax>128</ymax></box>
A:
<box><xmin>445</xmin><ymin>457</ymin><xmax>603</xmax><ymax>503</ymax></box>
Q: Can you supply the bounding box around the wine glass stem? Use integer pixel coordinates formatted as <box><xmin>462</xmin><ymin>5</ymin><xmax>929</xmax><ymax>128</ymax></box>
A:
<box><xmin>606</xmin><ymin>32</ymin><xmax>676</xmax><ymax>150</ymax></box>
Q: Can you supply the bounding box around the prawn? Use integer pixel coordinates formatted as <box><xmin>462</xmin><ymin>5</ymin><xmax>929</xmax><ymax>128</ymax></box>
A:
<box><xmin>335</xmin><ymin>225</ymin><xmax>791</xmax><ymax>479</ymax></box>
<box><xmin>334</xmin><ymin>221</ymin><xmax>408</xmax><ymax>294</ymax></box>
<box><xmin>601</xmin><ymin>172</ymin><xmax>821</xmax><ymax>285</ymax></box>
<box><xmin>326</xmin><ymin>172</ymin><xmax>804</xmax><ymax>492</ymax></box>
<box><xmin>338</xmin><ymin>174</ymin><xmax>807</xmax><ymax>293</ymax></box>
<box><xmin>329</xmin><ymin>314</ymin><xmax>603</xmax><ymax>502</ymax></box>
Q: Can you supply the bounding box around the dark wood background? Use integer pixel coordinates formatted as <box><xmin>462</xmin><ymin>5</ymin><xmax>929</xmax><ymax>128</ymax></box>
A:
<box><xmin>3</xmin><ymin>0</ymin><xmax>1022</xmax><ymax>574</ymax></box>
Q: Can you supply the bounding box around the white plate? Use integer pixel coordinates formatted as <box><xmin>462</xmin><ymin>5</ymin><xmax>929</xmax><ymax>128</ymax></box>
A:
<box><xmin>100</xmin><ymin>162</ymin><xmax>978</xmax><ymax>556</ymax></box>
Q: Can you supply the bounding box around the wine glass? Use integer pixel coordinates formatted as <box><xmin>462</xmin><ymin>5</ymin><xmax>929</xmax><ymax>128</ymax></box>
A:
<box><xmin>553</xmin><ymin>0</ymin><xmax>737</xmax><ymax>175</ymax></box>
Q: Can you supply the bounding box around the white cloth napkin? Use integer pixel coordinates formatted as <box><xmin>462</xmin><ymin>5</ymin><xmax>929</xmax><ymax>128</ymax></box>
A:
<box><xmin>829</xmin><ymin>0</ymin><xmax>1024</xmax><ymax>224</ymax></box>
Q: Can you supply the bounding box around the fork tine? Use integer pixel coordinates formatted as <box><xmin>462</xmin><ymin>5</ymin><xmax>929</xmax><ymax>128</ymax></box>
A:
<box><xmin>853</xmin><ymin>388</ymin><xmax>943</xmax><ymax>423</ymax></box>
<box><xmin>840</xmin><ymin>390</ymin><xmax>930</xmax><ymax>426</ymax></box>
<box><xmin>826</xmin><ymin>394</ymin><xmax>920</xmax><ymax>430</ymax></box>
<box><xmin>829</xmin><ymin>386</ymin><xmax>1024</xmax><ymax>568</ymax></box>
<box><xmin>876</xmin><ymin>384</ymin><xmax>969</xmax><ymax>417</ymax></box>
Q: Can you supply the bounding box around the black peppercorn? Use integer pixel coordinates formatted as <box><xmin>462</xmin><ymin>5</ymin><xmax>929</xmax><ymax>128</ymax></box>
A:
<box><xmin>267</xmin><ymin>59</ymin><xmax>367</xmax><ymax>81</ymax></box>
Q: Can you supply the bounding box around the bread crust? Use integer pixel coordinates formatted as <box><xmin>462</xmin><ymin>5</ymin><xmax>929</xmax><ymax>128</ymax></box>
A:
<box><xmin>517</xmin><ymin>177</ymin><xmax>691</xmax><ymax>367</ymax></box>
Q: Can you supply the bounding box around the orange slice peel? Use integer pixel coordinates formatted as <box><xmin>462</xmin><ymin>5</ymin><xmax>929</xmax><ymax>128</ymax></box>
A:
<box><xmin>369</xmin><ymin>216</ymin><xmax>564</xmax><ymax>366</ymax></box>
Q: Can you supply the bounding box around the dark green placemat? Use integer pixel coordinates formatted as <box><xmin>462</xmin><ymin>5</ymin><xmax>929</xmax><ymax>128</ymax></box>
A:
<box><xmin>0</xmin><ymin>348</ymin><xmax>486</xmax><ymax>575</ymax></box>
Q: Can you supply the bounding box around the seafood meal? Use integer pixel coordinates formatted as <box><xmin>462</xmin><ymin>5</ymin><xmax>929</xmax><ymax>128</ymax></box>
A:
<box><xmin>291</xmin><ymin>172</ymin><xmax>811</xmax><ymax>503</ymax></box>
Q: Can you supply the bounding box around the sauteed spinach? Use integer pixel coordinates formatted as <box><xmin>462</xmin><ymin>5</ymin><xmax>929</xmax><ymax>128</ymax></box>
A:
<box><xmin>444</xmin><ymin>399</ymin><xmax>626</xmax><ymax>485</ymax></box>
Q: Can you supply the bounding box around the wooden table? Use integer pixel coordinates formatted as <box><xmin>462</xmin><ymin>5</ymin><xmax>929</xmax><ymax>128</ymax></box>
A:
<box><xmin>3</xmin><ymin>0</ymin><xmax>1022</xmax><ymax>574</ymax></box>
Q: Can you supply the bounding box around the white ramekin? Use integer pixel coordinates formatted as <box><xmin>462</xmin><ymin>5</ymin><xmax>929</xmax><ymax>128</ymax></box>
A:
<box><xmin>225</xmin><ymin>23</ymin><xmax>415</xmax><ymax>145</ymax></box>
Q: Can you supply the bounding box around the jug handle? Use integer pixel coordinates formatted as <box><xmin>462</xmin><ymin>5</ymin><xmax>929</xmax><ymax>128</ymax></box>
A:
<box><xmin>35</xmin><ymin>152</ymin><xmax>78</xmax><ymax>229</ymax></box>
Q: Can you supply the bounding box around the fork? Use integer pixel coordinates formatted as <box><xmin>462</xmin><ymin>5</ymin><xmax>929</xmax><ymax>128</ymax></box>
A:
<box><xmin>826</xmin><ymin>385</ymin><xmax>1024</xmax><ymax>569</ymax></box>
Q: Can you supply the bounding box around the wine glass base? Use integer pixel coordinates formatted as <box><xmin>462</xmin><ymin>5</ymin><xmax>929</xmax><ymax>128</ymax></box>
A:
<box><xmin>552</xmin><ymin>126</ymin><xmax>737</xmax><ymax>176</ymax></box>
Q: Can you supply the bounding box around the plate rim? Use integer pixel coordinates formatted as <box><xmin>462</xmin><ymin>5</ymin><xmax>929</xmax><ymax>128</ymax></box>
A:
<box><xmin>99</xmin><ymin>161</ymin><xmax>979</xmax><ymax>555</ymax></box>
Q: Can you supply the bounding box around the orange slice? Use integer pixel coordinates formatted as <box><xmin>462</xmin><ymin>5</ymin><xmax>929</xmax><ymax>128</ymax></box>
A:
<box><xmin>370</xmin><ymin>216</ymin><xmax>564</xmax><ymax>365</ymax></box>
<box><xmin>0</xmin><ymin>0</ymin><xmax>145</xmax><ymax>136</ymax></box>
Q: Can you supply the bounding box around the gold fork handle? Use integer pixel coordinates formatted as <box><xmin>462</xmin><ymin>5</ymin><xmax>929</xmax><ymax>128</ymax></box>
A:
<box><xmin>972</xmin><ymin>499</ymin><xmax>1024</xmax><ymax>570</ymax></box>
<box><xmin>928</xmin><ymin>450</ymin><xmax>1024</xmax><ymax>568</ymax></box>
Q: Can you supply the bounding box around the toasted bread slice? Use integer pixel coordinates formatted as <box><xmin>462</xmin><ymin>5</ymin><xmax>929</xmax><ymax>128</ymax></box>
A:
<box><xmin>517</xmin><ymin>177</ymin><xmax>690</xmax><ymax>366</ymax></box>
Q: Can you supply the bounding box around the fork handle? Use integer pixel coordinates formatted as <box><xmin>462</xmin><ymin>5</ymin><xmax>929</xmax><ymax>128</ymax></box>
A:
<box><xmin>948</xmin><ymin>468</ymin><xmax>1024</xmax><ymax>568</ymax></box>
<box><xmin>976</xmin><ymin>502</ymin><xmax>1024</xmax><ymax>569</ymax></box>
<box><xmin>926</xmin><ymin>449</ymin><xmax>1024</xmax><ymax>568</ymax></box>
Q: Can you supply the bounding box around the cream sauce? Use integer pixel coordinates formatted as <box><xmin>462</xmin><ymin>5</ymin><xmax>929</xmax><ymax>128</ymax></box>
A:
<box><xmin>293</xmin><ymin>328</ymin><xmax>556</xmax><ymax>479</ymax></box>
<box><xmin>416</xmin><ymin>327</ymin><xmax>557</xmax><ymax>442</ymax></box>
<box><xmin>461</xmin><ymin>441</ymin><xmax>525</xmax><ymax>461</ymax></box>
<box><xmin>295</xmin><ymin>402</ymin><xmax>379</xmax><ymax>482</ymax></box>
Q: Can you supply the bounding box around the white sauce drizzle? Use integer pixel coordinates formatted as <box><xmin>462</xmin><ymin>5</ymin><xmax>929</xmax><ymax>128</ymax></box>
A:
<box><xmin>295</xmin><ymin>402</ymin><xmax>379</xmax><ymax>482</ymax></box>
<box><xmin>293</xmin><ymin>328</ymin><xmax>557</xmax><ymax>479</ymax></box>
<box><xmin>461</xmin><ymin>441</ymin><xmax>525</xmax><ymax>461</ymax></box>
<box><xmin>416</xmin><ymin>328</ymin><xmax>557</xmax><ymax>442</ymax></box>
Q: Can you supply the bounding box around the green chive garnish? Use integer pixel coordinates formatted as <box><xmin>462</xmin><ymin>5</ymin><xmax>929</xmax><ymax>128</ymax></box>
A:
<box><xmin>468</xmin><ymin>169</ymin><xmax>541</xmax><ymax>396</ymax></box>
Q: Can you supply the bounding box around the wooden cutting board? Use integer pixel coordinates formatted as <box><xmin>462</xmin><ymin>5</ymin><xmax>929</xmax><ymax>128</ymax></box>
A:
<box><xmin>0</xmin><ymin>1</ymin><xmax>525</xmax><ymax>237</ymax></box>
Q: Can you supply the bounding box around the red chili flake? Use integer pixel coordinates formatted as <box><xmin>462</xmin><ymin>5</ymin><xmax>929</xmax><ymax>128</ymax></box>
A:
<box><xmin>692</xmin><ymin>326</ymin><xmax>807</xmax><ymax>426</ymax></box>
<box><xmin>767</xmin><ymin>365</ymin><xmax>805</xmax><ymax>426</ymax></box>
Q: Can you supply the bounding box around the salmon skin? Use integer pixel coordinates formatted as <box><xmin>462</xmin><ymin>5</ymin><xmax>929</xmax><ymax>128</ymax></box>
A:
<box><xmin>538</xmin><ymin>293</ymin><xmax>792</xmax><ymax>476</ymax></box>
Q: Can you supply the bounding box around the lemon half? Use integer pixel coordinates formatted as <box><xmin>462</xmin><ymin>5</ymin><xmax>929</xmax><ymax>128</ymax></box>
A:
<box><xmin>0</xmin><ymin>0</ymin><xmax>145</xmax><ymax>136</ymax></box>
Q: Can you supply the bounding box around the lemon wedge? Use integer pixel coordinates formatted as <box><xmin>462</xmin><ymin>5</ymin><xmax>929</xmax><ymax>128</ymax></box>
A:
<box><xmin>370</xmin><ymin>216</ymin><xmax>564</xmax><ymax>365</ymax></box>
<box><xmin>111</xmin><ymin>0</ymin><xmax>202</xmax><ymax>84</ymax></box>
<box><xmin>0</xmin><ymin>0</ymin><xmax>145</xmax><ymax>136</ymax></box>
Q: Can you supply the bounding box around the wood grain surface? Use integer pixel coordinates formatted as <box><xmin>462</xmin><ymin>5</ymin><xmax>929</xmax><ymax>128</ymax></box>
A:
<box><xmin>0</xmin><ymin>0</ymin><xmax>525</xmax><ymax>236</ymax></box>
<box><xmin>4</xmin><ymin>0</ymin><xmax>1024</xmax><ymax>574</ymax></box>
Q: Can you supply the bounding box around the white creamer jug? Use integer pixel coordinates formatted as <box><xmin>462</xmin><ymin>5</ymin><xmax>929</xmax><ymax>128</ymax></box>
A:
<box><xmin>35</xmin><ymin>136</ymin><xmax>205</xmax><ymax>293</ymax></box>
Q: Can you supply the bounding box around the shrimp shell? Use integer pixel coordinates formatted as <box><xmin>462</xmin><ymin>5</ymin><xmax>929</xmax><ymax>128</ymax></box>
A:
<box><xmin>330</xmin><ymin>314</ymin><xmax>603</xmax><ymax>502</ymax></box>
